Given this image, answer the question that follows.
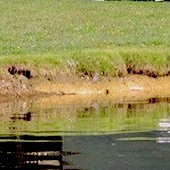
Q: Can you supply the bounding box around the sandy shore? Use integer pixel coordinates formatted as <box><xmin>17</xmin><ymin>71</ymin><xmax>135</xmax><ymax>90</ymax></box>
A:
<box><xmin>0</xmin><ymin>74</ymin><xmax>170</xmax><ymax>104</ymax></box>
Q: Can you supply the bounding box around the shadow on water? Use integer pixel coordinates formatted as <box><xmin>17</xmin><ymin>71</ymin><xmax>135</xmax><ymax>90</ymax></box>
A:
<box><xmin>0</xmin><ymin>97</ymin><xmax>170</xmax><ymax>169</ymax></box>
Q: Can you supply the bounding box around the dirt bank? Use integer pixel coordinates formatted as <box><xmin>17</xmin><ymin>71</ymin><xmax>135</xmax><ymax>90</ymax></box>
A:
<box><xmin>0</xmin><ymin>68</ymin><xmax>170</xmax><ymax>104</ymax></box>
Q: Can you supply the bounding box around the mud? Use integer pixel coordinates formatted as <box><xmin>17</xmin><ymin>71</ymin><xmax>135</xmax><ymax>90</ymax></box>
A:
<box><xmin>0</xmin><ymin>66</ymin><xmax>170</xmax><ymax>104</ymax></box>
<box><xmin>8</xmin><ymin>66</ymin><xmax>32</xmax><ymax>79</ymax></box>
<box><xmin>127</xmin><ymin>65</ymin><xmax>170</xmax><ymax>78</ymax></box>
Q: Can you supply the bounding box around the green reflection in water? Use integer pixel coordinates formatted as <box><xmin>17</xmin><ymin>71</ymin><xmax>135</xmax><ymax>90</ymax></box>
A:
<box><xmin>0</xmin><ymin>99</ymin><xmax>170</xmax><ymax>136</ymax></box>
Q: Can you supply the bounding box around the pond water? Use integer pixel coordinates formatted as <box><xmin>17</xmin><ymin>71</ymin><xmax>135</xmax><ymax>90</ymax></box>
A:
<box><xmin>0</xmin><ymin>97</ymin><xmax>170</xmax><ymax>169</ymax></box>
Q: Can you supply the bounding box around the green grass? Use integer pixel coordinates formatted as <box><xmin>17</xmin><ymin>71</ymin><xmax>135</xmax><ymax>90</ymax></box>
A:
<box><xmin>0</xmin><ymin>0</ymin><xmax>170</xmax><ymax>77</ymax></box>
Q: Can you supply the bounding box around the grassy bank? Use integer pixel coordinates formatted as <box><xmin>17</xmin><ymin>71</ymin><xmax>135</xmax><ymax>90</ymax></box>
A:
<box><xmin>0</xmin><ymin>0</ymin><xmax>170</xmax><ymax>78</ymax></box>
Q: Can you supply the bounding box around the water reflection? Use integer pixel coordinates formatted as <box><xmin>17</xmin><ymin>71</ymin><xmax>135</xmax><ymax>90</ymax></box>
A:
<box><xmin>157</xmin><ymin>117</ymin><xmax>170</xmax><ymax>144</ymax></box>
<box><xmin>0</xmin><ymin>136</ymin><xmax>61</xmax><ymax>169</ymax></box>
<box><xmin>0</xmin><ymin>135</ymin><xmax>81</xmax><ymax>169</ymax></box>
<box><xmin>0</xmin><ymin>97</ymin><xmax>170</xmax><ymax>169</ymax></box>
<box><xmin>1</xmin><ymin>131</ymin><xmax>170</xmax><ymax>170</ymax></box>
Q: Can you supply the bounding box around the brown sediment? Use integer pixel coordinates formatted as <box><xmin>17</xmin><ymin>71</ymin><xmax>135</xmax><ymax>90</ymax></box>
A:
<box><xmin>34</xmin><ymin>75</ymin><xmax>170</xmax><ymax>106</ymax></box>
<box><xmin>0</xmin><ymin>70</ymin><xmax>170</xmax><ymax>104</ymax></box>
<box><xmin>33</xmin><ymin>74</ymin><xmax>170</xmax><ymax>96</ymax></box>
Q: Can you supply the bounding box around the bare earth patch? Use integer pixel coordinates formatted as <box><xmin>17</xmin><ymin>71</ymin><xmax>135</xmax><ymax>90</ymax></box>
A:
<box><xmin>0</xmin><ymin>69</ymin><xmax>170</xmax><ymax>104</ymax></box>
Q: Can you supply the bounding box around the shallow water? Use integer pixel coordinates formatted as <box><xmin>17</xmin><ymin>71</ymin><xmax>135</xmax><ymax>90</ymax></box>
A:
<box><xmin>0</xmin><ymin>97</ymin><xmax>170</xmax><ymax>169</ymax></box>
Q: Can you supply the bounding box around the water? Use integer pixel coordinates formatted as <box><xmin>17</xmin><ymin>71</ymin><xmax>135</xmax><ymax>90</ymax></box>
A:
<box><xmin>0</xmin><ymin>97</ymin><xmax>170</xmax><ymax>169</ymax></box>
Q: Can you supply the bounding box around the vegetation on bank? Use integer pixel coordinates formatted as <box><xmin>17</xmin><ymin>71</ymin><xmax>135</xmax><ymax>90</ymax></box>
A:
<box><xmin>0</xmin><ymin>0</ymin><xmax>170</xmax><ymax>78</ymax></box>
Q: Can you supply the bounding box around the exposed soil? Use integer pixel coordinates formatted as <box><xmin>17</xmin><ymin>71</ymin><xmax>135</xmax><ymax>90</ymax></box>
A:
<box><xmin>0</xmin><ymin>65</ymin><xmax>170</xmax><ymax>104</ymax></box>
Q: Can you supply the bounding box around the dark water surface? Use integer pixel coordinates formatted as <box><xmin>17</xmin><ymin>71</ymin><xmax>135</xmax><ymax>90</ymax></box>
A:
<box><xmin>0</xmin><ymin>97</ymin><xmax>170</xmax><ymax>169</ymax></box>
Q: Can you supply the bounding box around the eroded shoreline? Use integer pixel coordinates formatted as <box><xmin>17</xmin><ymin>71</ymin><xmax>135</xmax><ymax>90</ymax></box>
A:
<box><xmin>0</xmin><ymin>74</ymin><xmax>170</xmax><ymax>104</ymax></box>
